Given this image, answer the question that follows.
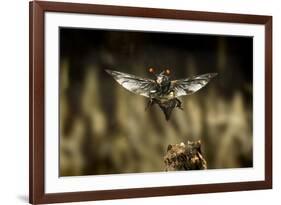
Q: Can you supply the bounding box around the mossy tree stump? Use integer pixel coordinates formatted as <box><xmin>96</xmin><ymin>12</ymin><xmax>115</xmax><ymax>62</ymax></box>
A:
<box><xmin>164</xmin><ymin>140</ymin><xmax>207</xmax><ymax>171</ymax></box>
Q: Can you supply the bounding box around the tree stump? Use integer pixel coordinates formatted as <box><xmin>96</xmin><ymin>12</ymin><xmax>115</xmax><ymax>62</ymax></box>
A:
<box><xmin>164</xmin><ymin>140</ymin><xmax>207</xmax><ymax>171</ymax></box>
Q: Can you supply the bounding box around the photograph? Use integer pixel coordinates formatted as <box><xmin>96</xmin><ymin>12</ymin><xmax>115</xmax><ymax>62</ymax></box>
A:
<box><xmin>29</xmin><ymin>1</ymin><xmax>272</xmax><ymax>203</ymax></box>
<box><xmin>59</xmin><ymin>27</ymin><xmax>253</xmax><ymax>176</ymax></box>
<box><xmin>0</xmin><ymin>0</ymin><xmax>276</xmax><ymax>203</ymax></box>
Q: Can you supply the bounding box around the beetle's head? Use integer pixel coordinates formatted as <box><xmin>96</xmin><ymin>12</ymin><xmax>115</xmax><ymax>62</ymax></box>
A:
<box><xmin>148</xmin><ymin>68</ymin><xmax>171</xmax><ymax>85</ymax></box>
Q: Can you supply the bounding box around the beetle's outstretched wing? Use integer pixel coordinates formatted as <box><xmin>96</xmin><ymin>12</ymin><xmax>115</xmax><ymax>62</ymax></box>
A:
<box><xmin>105</xmin><ymin>69</ymin><xmax>156</xmax><ymax>98</ymax></box>
<box><xmin>171</xmin><ymin>73</ymin><xmax>217</xmax><ymax>97</ymax></box>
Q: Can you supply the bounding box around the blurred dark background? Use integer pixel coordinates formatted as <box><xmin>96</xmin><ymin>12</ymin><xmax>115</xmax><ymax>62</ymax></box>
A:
<box><xmin>59</xmin><ymin>27</ymin><xmax>253</xmax><ymax>176</ymax></box>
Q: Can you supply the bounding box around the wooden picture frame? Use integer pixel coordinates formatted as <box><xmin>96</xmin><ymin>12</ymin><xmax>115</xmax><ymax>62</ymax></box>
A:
<box><xmin>29</xmin><ymin>1</ymin><xmax>272</xmax><ymax>204</ymax></box>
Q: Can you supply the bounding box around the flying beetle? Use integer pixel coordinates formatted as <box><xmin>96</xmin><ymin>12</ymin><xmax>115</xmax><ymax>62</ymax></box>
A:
<box><xmin>105</xmin><ymin>68</ymin><xmax>217</xmax><ymax>120</ymax></box>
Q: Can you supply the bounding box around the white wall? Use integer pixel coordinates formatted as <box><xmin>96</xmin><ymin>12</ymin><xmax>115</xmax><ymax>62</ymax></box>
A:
<box><xmin>0</xmin><ymin>0</ymin><xmax>279</xmax><ymax>204</ymax></box>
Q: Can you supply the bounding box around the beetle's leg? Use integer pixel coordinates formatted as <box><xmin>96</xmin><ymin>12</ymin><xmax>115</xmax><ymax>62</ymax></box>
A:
<box><xmin>175</xmin><ymin>98</ymin><xmax>183</xmax><ymax>110</ymax></box>
<box><xmin>145</xmin><ymin>97</ymin><xmax>154</xmax><ymax>111</ymax></box>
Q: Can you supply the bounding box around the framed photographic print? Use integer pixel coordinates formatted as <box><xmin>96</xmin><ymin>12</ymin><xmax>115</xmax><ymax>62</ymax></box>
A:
<box><xmin>29</xmin><ymin>1</ymin><xmax>272</xmax><ymax>204</ymax></box>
